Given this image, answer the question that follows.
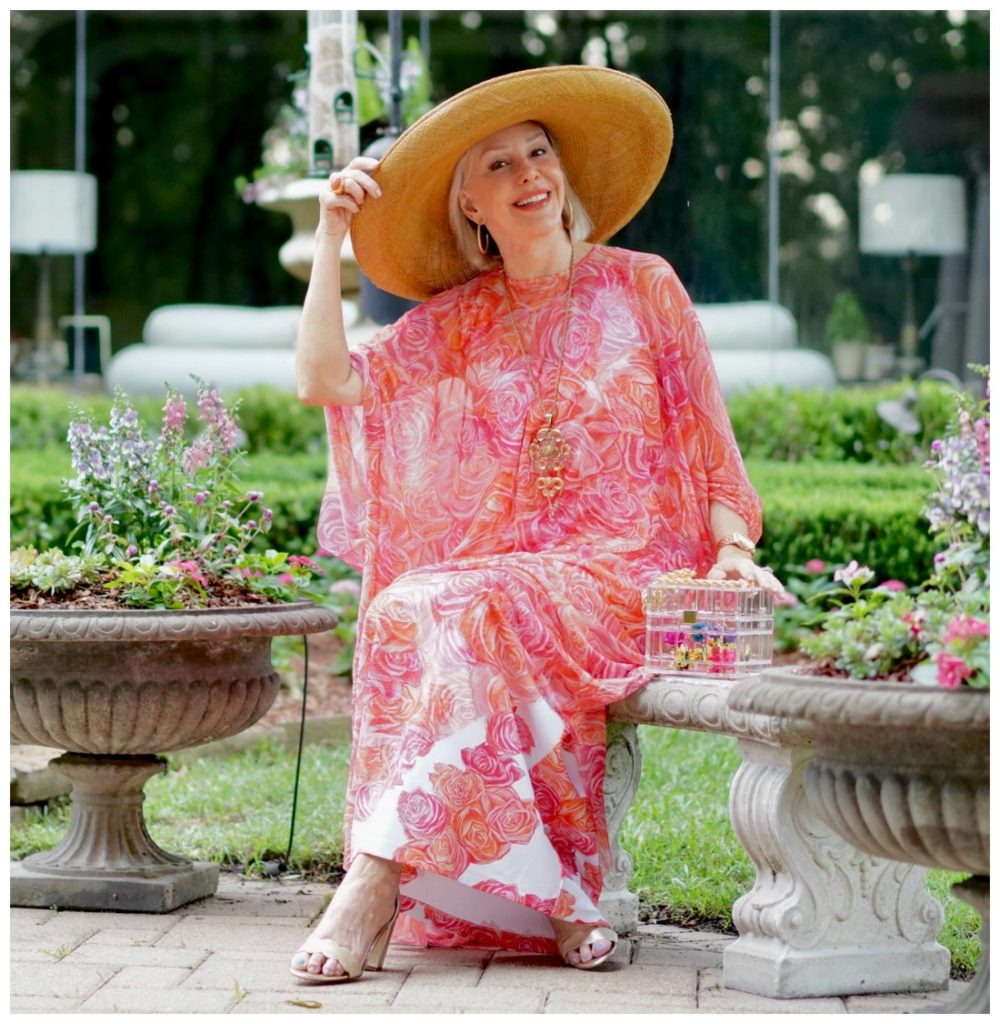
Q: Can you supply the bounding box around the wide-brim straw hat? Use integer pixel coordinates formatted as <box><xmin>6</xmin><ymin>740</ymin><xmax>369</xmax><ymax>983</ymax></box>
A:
<box><xmin>351</xmin><ymin>65</ymin><xmax>673</xmax><ymax>302</ymax></box>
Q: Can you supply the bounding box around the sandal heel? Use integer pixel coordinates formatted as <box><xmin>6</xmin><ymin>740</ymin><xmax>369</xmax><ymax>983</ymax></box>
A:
<box><xmin>365</xmin><ymin>895</ymin><xmax>400</xmax><ymax>972</ymax></box>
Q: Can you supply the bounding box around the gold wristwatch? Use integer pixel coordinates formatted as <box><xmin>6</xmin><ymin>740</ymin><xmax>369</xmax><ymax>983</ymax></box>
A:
<box><xmin>716</xmin><ymin>532</ymin><xmax>756</xmax><ymax>555</ymax></box>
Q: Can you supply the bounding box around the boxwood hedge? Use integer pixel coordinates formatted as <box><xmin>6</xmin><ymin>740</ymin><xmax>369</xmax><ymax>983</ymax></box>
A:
<box><xmin>11</xmin><ymin>449</ymin><xmax>939</xmax><ymax>586</ymax></box>
<box><xmin>11</xmin><ymin>378</ymin><xmax>958</xmax><ymax>463</ymax></box>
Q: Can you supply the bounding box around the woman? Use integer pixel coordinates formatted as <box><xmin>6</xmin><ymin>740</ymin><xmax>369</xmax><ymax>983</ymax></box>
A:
<box><xmin>291</xmin><ymin>66</ymin><xmax>782</xmax><ymax>983</ymax></box>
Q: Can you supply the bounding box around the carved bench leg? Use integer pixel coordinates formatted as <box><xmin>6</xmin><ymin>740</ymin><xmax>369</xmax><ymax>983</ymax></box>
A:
<box><xmin>599</xmin><ymin>720</ymin><xmax>642</xmax><ymax>934</ymax></box>
<box><xmin>722</xmin><ymin>737</ymin><xmax>951</xmax><ymax>998</ymax></box>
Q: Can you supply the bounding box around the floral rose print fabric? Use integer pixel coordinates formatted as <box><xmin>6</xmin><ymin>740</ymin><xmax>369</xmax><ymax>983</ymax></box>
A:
<box><xmin>320</xmin><ymin>246</ymin><xmax>761</xmax><ymax>952</ymax></box>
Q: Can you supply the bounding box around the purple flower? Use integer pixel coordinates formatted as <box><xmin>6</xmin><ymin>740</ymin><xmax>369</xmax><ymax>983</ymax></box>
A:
<box><xmin>148</xmin><ymin>480</ymin><xmax>159</xmax><ymax>493</ymax></box>
<box><xmin>127</xmin><ymin>545</ymin><xmax>138</xmax><ymax>557</ymax></box>
<box><xmin>246</xmin><ymin>491</ymin><xmax>262</xmax><ymax>502</ymax></box>
<box><xmin>245</xmin><ymin>520</ymin><xmax>257</xmax><ymax>530</ymax></box>
<box><xmin>88</xmin><ymin>501</ymin><xmax>101</xmax><ymax>513</ymax></box>
<box><xmin>162</xmin><ymin>505</ymin><xmax>176</xmax><ymax>517</ymax></box>
<box><xmin>262</xmin><ymin>508</ymin><xmax>273</xmax><ymax>522</ymax></box>
<box><xmin>193</xmin><ymin>492</ymin><xmax>208</xmax><ymax>506</ymax></box>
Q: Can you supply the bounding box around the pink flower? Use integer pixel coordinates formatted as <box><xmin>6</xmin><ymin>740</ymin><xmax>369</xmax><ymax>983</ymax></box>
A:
<box><xmin>805</xmin><ymin>559</ymin><xmax>826</xmax><ymax>574</ymax></box>
<box><xmin>943</xmin><ymin>615</ymin><xmax>990</xmax><ymax>645</ymax></box>
<box><xmin>328</xmin><ymin>578</ymin><xmax>362</xmax><ymax>600</ymax></box>
<box><xmin>168</xmin><ymin>560</ymin><xmax>209</xmax><ymax>587</ymax></box>
<box><xmin>161</xmin><ymin>393</ymin><xmax>187</xmax><ymax>436</ymax></box>
<box><xmin>877</xmin><ymin>579</ymin><xmax>907</xmax><ymax>592</ymax></box>
<box><xmin>935</xmin><ymin>652</ymin><xmax>973</xmax><ymax>690</ymax></box>
<box><xmin>902</xmin><ymin>612</ymin><xmax>923</xmax><ymax>637</ymax></box>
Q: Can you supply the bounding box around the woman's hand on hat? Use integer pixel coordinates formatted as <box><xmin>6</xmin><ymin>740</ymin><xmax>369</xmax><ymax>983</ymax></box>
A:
<box><xmin>706</xmin><ymin>555</ymin><xmax>786</xmax><ymax>595</ymax></box>
<box><xmin>318</xmin><ymin>156</ymin><xmax>381</xmax><ymax>239</ymax></box>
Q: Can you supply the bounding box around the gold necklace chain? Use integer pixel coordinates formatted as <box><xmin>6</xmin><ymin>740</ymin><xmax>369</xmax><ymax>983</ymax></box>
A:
<box><xmin>500</xmin><ymin>244</ymin><xmax>577</xmax><ymax>516</ymax></box>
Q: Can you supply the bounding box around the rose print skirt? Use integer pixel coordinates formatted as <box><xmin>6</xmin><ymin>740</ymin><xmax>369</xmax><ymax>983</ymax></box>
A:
<box><xmin>342</xmin><ymin>554</ymin><xmax>648</xmax><ymax>952</ymax></box>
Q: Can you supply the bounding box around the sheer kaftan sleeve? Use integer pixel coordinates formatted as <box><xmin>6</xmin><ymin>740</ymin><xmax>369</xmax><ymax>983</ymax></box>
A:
<box><xmin>634</xmin><ymin>255</ymin><xmax>763</xmax><ymax>541</ymax></box>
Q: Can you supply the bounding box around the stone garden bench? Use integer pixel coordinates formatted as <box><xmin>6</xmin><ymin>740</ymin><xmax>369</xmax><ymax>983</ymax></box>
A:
<box><xmin>599</xmin><ymin>673</ymin><xmax>950</xmax><ymax>999</ymax></box>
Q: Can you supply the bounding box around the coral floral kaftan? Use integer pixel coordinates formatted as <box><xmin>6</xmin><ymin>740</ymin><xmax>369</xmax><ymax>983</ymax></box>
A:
<box><xmin>319</xmin><ymin>245</ymin><xmax>761</xmax><ymax>953</ymax></box>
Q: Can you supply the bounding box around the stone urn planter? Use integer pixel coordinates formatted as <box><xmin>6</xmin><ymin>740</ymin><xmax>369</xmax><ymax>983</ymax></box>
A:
<box><xmin>255</xmin><ymin>178</ymin><xmax>359</xmax><ymax>289</ymax></box>
<box><xmin>10</xmin><ymin>602</ymin><xmax>336</xmax><ymax>913</ymax></box>
<box><xmin>730</xmin><ymin>668</ymin><xmax>990</xmax><ymax>1013</ymax></box>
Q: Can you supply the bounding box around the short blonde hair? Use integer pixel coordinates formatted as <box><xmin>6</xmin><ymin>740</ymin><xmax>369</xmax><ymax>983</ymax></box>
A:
<box><xmin>447</xmin><ymin>123</ymin><xmax>594</xmax><ymax>273</ymax></box>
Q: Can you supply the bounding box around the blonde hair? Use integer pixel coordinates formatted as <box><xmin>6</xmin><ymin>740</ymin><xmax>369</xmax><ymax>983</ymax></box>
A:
<box><xmin>447</xmin><ymin>123</ymin><xmax>594</xmax><ymax>273</ymax></box>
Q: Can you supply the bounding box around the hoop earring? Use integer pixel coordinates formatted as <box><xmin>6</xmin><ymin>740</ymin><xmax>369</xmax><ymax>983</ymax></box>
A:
<box><xmin>562</xmin><ymin>202</ymin><xmax>575</xmax><ymax>232</ymax></box>
<box><xmin>477</xmin><ymin>222</ymin><xmax>490</xmax><ymax>256</ymax></box>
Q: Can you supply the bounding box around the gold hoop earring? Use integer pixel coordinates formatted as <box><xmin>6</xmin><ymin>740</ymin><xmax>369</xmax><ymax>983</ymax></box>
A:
<box><xmin>477</xmin><ymin>222</ymin><xmax>490</xmax><ymax>256</ymax></box>
<box><xmin>562</xmin><ymin>202</ymin><xmax>575</xmax><ymax>231</ymax></box>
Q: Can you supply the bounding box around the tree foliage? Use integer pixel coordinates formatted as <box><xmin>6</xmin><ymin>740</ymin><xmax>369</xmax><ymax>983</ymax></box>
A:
<box><xmin>10</xmin><ymin>10</ymin><xmax>988</xmax><ymax>354</ymax></box>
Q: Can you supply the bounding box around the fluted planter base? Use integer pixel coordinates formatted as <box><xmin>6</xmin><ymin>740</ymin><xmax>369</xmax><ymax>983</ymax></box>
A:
<box><xmin>11</xmin><ymin>753</ymin><xmax>218</xmax><ymax>912</ymax></box>
<box><xmin>10</xmin><ymin>602</ymin><xmax>336</xmax><ymax>912</ymax></box>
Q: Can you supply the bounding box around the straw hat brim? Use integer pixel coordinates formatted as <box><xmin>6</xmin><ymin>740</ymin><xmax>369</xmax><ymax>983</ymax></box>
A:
<box><xmin>350</xmin><ymin>65</ymin><xmax>673</xmax><ymax>302</ymax></box>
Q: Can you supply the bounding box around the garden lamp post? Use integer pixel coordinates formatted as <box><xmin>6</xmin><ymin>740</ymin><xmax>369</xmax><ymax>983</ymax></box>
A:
<box><xmin>10</xmin><ymin>170</ymin><xmax>97</xmax><ymax>384</ymax></box>
<box><xmin>859</xmin><ymin>173</ymin><xmax>967</xmax><ymax>376</ymax></box>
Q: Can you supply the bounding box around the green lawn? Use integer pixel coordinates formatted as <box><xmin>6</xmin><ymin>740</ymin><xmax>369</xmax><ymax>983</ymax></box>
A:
<box><xmin>11</xmin><ymin>727</ymin><xmax>980</xmax><ymax>976</ymax></box>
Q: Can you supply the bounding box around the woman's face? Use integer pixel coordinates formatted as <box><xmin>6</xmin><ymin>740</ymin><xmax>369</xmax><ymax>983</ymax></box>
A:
<box><xmin>458</xmin><ymin>121</ymin><xmax>567</xmax><ymax>250</ymax></box>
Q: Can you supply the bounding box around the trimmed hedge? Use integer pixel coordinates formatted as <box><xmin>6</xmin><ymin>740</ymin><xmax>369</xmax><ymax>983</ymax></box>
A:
<box><xmin>12</xmin><ymin>449</ymin><xmax>939</xmax><ymax>586</ymax></box>
<box><xmin>11</xmin><ymin>378</ymin><xmax>959</xmax><ymax>464</ymax></box>
<box><xmin>746</xmin><ymin>458</ymin><xmax>938</xmax><ymax>585</ymax></box>
<box><xmin>9</xmin><ymin>384</ymin><xmax>328</xmax><ymax>455</ymax></box>
<box><xmin>726</xmin><ymin>380</ymin><xmax>956</xmax><ymax>464</ymax></box>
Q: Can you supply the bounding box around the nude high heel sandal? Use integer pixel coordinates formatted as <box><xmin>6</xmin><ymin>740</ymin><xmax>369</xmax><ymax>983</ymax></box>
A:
<box><xmin>290</xmin><ymin>894</ymin><xmax>401</xmax><ymax>984</ymax></box>
<box><xmin>557</xmin><ymin>926</ymin><xmax>618</xmax><ymax>970</ymax></box>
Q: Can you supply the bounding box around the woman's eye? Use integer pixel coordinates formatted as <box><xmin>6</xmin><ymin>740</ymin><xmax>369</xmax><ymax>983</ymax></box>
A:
<box><xmin>489</xmin><ymin>160</ymin><xmax>507</xmax><ymax>171</ymax></box>
<box><xmin>532</xmin><ymin>147</ymin><xmax>548</xmax><ymax>157</ymax></box>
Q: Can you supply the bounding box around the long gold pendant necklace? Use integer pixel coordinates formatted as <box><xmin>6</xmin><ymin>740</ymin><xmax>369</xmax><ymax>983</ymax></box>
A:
<box><xmin>500</xmin><ymin>243</ymin><xmax>576</xmax><ymax>517</ymax></box>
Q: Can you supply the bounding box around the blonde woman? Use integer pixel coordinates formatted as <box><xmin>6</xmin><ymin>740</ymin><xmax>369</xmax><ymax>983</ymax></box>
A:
<box><xmin>291</xmin><ymin>65</ymin><xmax>781</xmax><ymax>984</ymax></box>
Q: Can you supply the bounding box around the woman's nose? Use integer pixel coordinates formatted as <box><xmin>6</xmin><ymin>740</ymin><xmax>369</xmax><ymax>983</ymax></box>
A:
<box><xmin>515</xmin><ymin>157</ymin><xmax>538</xmax><ymax>181</ymax></box>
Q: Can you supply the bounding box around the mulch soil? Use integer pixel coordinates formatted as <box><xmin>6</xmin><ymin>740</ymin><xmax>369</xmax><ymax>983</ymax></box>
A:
<box><xmin>258</xmin><ymin>630</ymin><xmax>354</xmax><ymax>729</ymax></box>
<box><xmin>10</xmin><ymin>576</ymin><xmax>279</xmax><ymax>610</ymax></box>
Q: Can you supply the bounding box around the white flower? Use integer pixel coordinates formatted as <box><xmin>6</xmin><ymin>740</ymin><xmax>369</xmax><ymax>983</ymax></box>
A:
<box><xmin>833</xmin><ymin>560</ymin><xmax>874</xmax><ymax>585</ymax></box>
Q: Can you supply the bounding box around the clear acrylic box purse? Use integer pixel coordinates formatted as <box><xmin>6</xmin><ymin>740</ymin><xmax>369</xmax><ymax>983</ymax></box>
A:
<box><xmin>644</xmin><ymin>568</ymin><xmax>774</xmax><ymax>677</ymax></box>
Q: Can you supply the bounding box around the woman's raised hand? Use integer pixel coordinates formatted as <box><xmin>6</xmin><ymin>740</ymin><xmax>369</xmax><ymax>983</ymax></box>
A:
<box><xmin>318</xmin><ymin>156</ymin><xmax>382</xmax><ymax>239</ymax></box>
<box><xmin>706</xmin><ymin>555</ymin><xmax>786</xmax><ymax>596</ymax></box>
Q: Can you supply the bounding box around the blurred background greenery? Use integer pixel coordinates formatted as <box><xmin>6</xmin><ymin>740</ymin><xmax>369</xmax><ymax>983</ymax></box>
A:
<box><xmin>10</xmin><ymin>10</ymin><xmax>988</xmax><ymax>366</ymax></box>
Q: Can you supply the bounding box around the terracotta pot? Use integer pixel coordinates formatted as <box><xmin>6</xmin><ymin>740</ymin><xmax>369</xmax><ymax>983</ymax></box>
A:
<box><xmin>10</xmin><ymin>601</ymin><xmax>336</xmax><ymax>912</ymax></box>
<box><xmin>730</xmin><ymin>668</ymin><xmax>990</xmax><ymax>1013</ymax></box>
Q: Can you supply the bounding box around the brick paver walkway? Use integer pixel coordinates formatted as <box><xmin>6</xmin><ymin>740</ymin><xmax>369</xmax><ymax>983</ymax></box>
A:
<box><xmin>10</xmin><ymin>874</ymin><xmax>966</xmax><ymax>1014</ymax></box>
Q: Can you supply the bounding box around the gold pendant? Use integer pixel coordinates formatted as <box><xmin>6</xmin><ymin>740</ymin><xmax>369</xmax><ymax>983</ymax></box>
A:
<box><xmin>528</xmin><ymin>413</ymin><xmax>572</xmax><ymax>515</ymax></box>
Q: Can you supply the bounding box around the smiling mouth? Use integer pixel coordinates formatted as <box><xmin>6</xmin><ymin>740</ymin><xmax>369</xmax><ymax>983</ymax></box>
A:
<box><xmin>514</xmin><ymin>192</ymin><xmax>549</xmax><ymax>208</ymax></box>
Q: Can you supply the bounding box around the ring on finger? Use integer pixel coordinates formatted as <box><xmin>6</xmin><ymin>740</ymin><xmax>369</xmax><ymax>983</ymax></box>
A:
<box><xmin>332</xmin><ymin>179</ymin><xmax>347</xmax><ymax>196</ymax></box>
